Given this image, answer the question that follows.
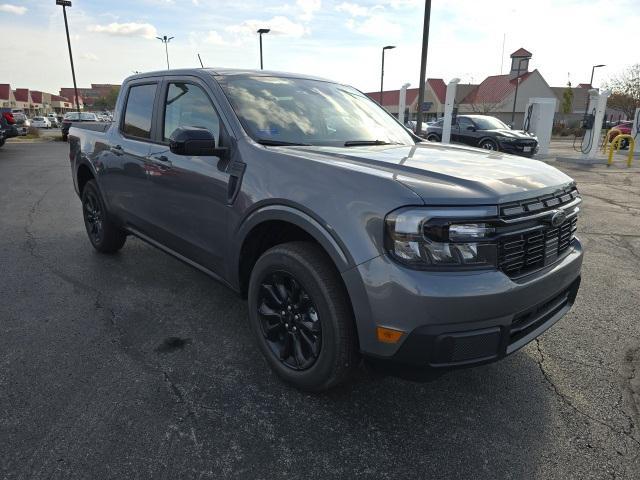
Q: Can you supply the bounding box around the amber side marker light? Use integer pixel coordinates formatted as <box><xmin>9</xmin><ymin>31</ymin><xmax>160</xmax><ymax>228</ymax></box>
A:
<box><xmin>376</xmin><ymin>326</ymin><xmax>404</xmax><ymax>344</ymax></box>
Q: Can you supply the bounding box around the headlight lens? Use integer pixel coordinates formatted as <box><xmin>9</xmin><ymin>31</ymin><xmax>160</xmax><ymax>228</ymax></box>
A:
<box><xmin>385</xmin><ymin>208</ymin><xmax>498</xmax><ymax>269</ymax></box>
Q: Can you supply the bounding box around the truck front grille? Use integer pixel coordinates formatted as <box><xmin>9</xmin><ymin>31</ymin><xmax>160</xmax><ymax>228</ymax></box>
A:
<box><xmin>498</xmin><ymin>216</ymin><xmax>578</xmax><ymax>277</ymax></box>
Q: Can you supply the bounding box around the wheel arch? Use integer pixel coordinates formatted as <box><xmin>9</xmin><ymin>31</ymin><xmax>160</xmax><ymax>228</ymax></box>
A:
<box><xmin>232</xmin><ymin>205</ymin><xmax>354</xmax><ymax>297</ymax></box>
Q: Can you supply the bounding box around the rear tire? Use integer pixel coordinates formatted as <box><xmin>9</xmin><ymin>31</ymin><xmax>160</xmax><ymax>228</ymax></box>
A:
<box><xmin>81</xmin><ymin>180</ymin><xmax>126</xmax><ymax>253</ymax></box>
<box><xmin>426</xmin><ymin>133</ymin><xmax>441</xmax><ymax>142</ymax></box>
<box><xmin>248</xmin><ymin>241</ymin><xmax>359</xmax><ymax>391</ymax></box>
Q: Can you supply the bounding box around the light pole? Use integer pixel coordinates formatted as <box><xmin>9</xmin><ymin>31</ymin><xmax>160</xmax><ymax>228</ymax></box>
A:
<box><xmin>379</xmin><ymin>45</ymin><xmax>395</xmax><ymax>109</ymax></box>
<box><xmin>257</xmin><ymin>28</ymin><xmax>270</xmax><ymax>70</ymax></box>
<box><xmin>584</xmin><ymin>64</ymin><xmax>605</xmax><ymax>118</ymax></box>
<box><xmin>156</xmin><ymin>35</ymin><xmax>174</xmax><ymax>70</ymax></box>
<box><xmin>55</xmin><ymin>0</ymin><xmax>81</xmax><ymax>115</ymax></box>
<box><xmin>415</xmin><ymin>0</ymin><xmax>432</xmax><ymax>136</ymax></box>
<box><xmin>510</xmin><ymin>57</ymin><xmax>529</xmax><ymax>125</ymax></box>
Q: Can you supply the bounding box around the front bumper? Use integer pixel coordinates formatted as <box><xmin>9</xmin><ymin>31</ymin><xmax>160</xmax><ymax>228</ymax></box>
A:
<box><xmin>343</xmin><ymin>238</ymin><xmax>583</xmax><ymax>370</ymax></box>
<box><xmin>498</xmin><ymin>139</ymin><xmax>538</xmax><ymax>156</ymax></box>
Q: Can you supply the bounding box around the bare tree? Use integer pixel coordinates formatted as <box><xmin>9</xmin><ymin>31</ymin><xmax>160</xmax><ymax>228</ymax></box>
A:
<box><xmin>605</xmin><ymin>64</ymin><xmax>640</xmax><ymax>118</ymax></box>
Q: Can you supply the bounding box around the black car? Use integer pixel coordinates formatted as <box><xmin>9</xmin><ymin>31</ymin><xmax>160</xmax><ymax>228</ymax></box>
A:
<box><xmin>0</xmin><ymin>111</ymin><xmax>19</xmax><ymax>147</ymax></box>
<box><xmin>425</xmin><ymin>115</ymin><xmax>538</xmax><ymax>157</ymax></box>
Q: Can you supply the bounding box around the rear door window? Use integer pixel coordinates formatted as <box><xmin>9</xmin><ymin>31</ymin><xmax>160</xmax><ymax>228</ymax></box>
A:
<box><xmin>122</xmin><ymin>84</ymin><xmax>157</xmax><ymax>139</ymax></box>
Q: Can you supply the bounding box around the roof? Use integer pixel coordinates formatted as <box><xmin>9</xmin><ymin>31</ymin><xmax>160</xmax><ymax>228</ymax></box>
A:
<box><xmin>511</xmin><ymin>48</ymin><xmax>532</xmax><ymax>58</ymax></box>
<box><xmin>0</xmin><ymin>84</ymin><xmax>10</xmax><ymax>100</ymax></box>
<box><xmin>461</xmin><ymin>71</ymin><xmax>533</xmax><ymax>104</ymax></box>
<box><xmin>30</xmin><ymin>91</ymin><xmax>43</xmax><ymax>103</ymax></box>
<box><xmin>365</xmin><ymin>88</ymin><xmax>420</xmax><ymax>106</ymax></box>
<box><xmin>577</xmin><ymin>83</ymin><xmax>592</xmax><ymax>89</ymax></box>
<box><xmin>126</xmin><ymin>68</ymin><xmax>334</xmax><ymax>85</ymax></box>
<box><xmin>427</xmin><ymin>78</ymin><xmax>446</xmax><ymax>103</ymax></box>
<box><xmin>14</xmin><ymin>88</ymin><xmax>29</xmax><ymax>102</ymax></box>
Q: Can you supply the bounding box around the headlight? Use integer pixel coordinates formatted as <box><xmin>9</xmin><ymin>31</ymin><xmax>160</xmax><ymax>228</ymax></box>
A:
<box><xmin>384</xmin><ymin>207</ymin><xmax>498</xmax><ymax>269</ymax></box>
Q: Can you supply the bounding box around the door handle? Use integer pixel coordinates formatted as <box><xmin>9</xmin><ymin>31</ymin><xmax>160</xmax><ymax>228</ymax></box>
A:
<box><xmin>153</xmin><ymin>155</ymin><xmax>170</xmax><ymax>162</ymax></box>
<box><xmin>110</xmin><ymin>144</ymin><xmax>123</xmax><ymax>155</ymax></box>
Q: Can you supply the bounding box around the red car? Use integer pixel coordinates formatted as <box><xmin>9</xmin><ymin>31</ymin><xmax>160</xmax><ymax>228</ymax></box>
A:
<box><xmin>608</xmin><ymin>121</ymin><xmax>633</xmax><ymax>149</ymax></box>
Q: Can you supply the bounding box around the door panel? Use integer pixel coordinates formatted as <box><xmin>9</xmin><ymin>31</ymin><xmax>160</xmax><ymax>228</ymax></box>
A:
<box><xmin>145</xmin><ymin>80</ymin><xmax>234</xmax><ymax>274</ymax></box>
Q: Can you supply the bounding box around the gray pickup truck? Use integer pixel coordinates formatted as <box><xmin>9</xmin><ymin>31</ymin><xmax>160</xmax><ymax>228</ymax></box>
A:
<box><xmin>68</xmin><ymin>69</ymin><xmax>583</xmax><ymax>391</ymax></box>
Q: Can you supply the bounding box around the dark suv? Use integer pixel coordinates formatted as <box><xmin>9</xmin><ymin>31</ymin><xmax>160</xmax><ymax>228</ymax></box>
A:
<box><xmin>68</xmin><ymin>69</ymin><xmax>582</xmax><ymax>391</ymax></box>
<box><xmin>425</xmin><ymin>114</ymin><xmax>539</xmax><ymax>156</ymax></box>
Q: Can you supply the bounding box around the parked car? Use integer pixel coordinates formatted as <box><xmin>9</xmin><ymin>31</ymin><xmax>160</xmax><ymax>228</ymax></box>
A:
<box><xmin>68</xmin><ymin>69</ymin><xmax>583</xmax><ymax>391</ymax></box>
<box><xmin>31</xmin><ymin>116</ymin><xmax>52</xmax><ymax>129</ymax></box>
<box><xmin>61</xmin><ymin>112</ymin><xmax>99</xmax><ymax>141</ymax></box>
<box><xmin>47</xmin><ymin>113</ymin><xmax>60</xmax><ymax>128</ymax></box>
<box><xmin>425</xmin><ymin>114</ymin><xmax>539</xmax><ymax>157</ymax></box>
<box><xmin>0</xmin><ymin>111</ymin><xmax>20</xmax><ymax>147</ymax></box>
<box><xmin>608</xmin><ymin>121</ymin><xmax>633</xmax><ymax>149</ymax></box>
<box><xmin>11</xmin><ymin>112</ymin><xmax>30</xmax><ymax>136</ymax></box>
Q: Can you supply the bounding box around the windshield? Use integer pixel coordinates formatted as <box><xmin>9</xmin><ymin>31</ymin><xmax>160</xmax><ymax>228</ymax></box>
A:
<box><xmin>472</xmin><ymin>116</ymin><xmax>510</xmax><ymax>130</ymax></box>
<box><xmin>217</xmin><ymin>76</ymin><xmax>415</xmax><ymax>146</ymax></box>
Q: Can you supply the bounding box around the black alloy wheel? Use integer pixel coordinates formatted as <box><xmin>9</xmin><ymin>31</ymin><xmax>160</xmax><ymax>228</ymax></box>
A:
<box><xmin>83</xmin><ymin>188</ymin><xmax>104</xmax><ymax>245</ymax></box>
<box><xmin>257</xmin><ymin>271</ymin><xmax>322</xmax><ymax>371</ymax></box>
<box><xmin>479</xmin><ymin>139</ymin><xmax>498</xmax><ymax>151</ymax></box>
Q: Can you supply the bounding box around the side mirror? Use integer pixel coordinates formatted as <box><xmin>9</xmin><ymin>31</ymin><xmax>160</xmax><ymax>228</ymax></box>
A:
<box><xmin>466</xmin><ymin>125</ymin><xmax>476</xmax><ymax>131</ymax></box>
<box><xmin>169</xmin><ymin>126</ymin><xmax>220</xmax><ymax>156</ymax></box>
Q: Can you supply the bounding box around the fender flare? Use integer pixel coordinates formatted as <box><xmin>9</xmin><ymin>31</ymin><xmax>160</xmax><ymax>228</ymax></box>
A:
<box><xmin>229</xmin><ymin>203</ymin><xmax>355</xmax><ymax>289</ymax></box>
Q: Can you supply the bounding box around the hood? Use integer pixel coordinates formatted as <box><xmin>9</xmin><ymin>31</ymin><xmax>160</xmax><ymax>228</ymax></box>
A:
<box><xmin>488</xmin><ymin>128</ymin><xmax>537</xmax><ymax>140</ymax></box>
<box><xmin>280</xmin><ymin>142</ymin><xmax>573</xmax><ymax>205</ymax></box>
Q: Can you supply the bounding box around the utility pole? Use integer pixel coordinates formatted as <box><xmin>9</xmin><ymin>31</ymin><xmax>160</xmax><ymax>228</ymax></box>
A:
<box><xmin>56</xmin><ymin>0</ymin><xmax>81</xmax><ymax>115</ymax></box>
<box><xmin>415</xmin><ymin>0</ymin><xmax>432</xmax><ymax>136</ymax></box>
<box><xmin>156</xmin><ymin>35</ymin><xmax>174</xmax><ymax>69</ymax></box>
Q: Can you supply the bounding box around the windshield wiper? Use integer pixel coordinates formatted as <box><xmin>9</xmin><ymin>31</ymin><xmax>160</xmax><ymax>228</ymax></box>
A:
<box><xmin>344</xmin><ymin>140</ymin><xmax>400</xmax><ymax>147</ymax></box>
<box><xmin>256</xmin><ymin>139</ymin><xmax>311</xmax><ymax>146</ymax></box>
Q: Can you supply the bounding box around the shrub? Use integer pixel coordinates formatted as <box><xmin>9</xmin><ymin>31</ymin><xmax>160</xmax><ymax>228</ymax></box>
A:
<box><xmin>26</xmin><ymin>126</ymin><xmax>40</xmax><ymax>138</ymax></box>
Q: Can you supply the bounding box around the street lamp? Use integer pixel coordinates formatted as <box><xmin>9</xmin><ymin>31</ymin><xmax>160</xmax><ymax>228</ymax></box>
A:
<box><xmin>257</xmin><ymin>28</ymin><xmax>270</xmax><ymax>70</ymax></box>
<box><xmin>156</xmin><ymin>35</ymin><xmax>174</xmax><ymax>70</ymax></box>
<box><xmin>55</xmin><ymin>0</ymin><xmax>81</xmax><ymax>115</ymax></box>
<box><xmin>583</xmin><ymin>64</ymin><xmax>606</xmax><ymax>118</ymax></box>
<box><xmin>510</xmin><ymin>57</ymin><xmax>529</xmax><ymax>125</ymax></box>
<box><xmin>379</xmin><ymin>45</ymin><xmax>396</xmax><ymax>108</ymax></box>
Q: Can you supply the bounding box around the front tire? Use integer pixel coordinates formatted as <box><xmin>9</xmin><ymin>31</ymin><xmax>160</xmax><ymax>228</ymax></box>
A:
<box><xmin>248</xmin><ymin>242</ymin><xmax>358</xmax><ymax>391</ymax></box>
<box><xmin>81</xmin><ymin>180</ymin><xmax>126</xmax><ymax>253</ymax></box>
<box><xmin>426</xmin><ymin>133</ymin><xmax>441</xmax><ymax>142</ymax></box>
<box><xmin>479</xmin><ymin>138</ymin><xmax>498</xmax><ymax>151</ymax></box>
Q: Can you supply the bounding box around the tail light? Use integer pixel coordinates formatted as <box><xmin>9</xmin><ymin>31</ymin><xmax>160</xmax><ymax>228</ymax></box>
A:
<box><xmin>2</xmin><ymin>112</ymin><xmax>16</xmax><ymax>124</ymax></box>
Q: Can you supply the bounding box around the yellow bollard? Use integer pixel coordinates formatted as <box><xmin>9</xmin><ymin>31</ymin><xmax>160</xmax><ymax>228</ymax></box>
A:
<box><xmin>602</xmin><ymin>128</ymin><xmax>622</xmax><ymax>153</ymax></box>
<box><xmin>607</xmin><ymin>134</ymin><xmax>636</xmax><ymax>167</ymax></box>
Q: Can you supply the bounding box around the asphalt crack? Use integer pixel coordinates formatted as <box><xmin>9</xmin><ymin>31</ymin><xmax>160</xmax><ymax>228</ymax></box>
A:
<box><xmin>534</xmin><ymin>338</ymin><xmax>640</xmax><ymax>449</ymax></box>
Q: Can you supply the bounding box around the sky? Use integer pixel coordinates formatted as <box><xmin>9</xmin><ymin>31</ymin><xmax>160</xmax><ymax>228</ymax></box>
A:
<box><xmin>1</xmin><ymin>0</ymin><xmax>639</xmax><ymax>96</ymax></box>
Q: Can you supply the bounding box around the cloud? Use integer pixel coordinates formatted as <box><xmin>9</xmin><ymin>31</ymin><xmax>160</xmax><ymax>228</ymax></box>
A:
<box><xmin>346</xmin><ymin>15</ymin><xmax>402</xmax><ymax>37</ymax></box>
<box><xmin>335</xmin><ymin>2</ymin><xmax>371</xmax><ymax>17</ymax></box>
<box><xmin>0</xmin><ymin>4</ymin><xmax>27</xmax><ymax>15</ymax></box>
<box><xmin>203</xmin><ymin>31</ymin><xmax>228</xmax><ymax>46</ymax></box>
<box><xmin>81</xmin><ymin>53</ymin><xmax>99</xmax><ymax>61</ymax></box>
<box><xmin>296</xmin><ymin>0</ymin><xmax>321</xmax><ymax>22</ymax></box>
<box><xmin>225</xmin><ymin>16</ymin><xmax>307</xmax><ymax>38</ymax></box>
<box><xmin>88</xmin><ymin>22</ymin><xmax>158</xmax><ymax>39</ymax></box>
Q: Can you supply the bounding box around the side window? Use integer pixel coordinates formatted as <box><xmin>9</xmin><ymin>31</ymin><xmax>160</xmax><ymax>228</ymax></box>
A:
<box><xmin>458</xmin><ymin>117</ymin><xmax>473</xmax><ymax>130</ymax></box>
<box><xmin>122</xmin><ymin>84</ymin><xmax>157</xmax><ymax>139</ymax></box>
<box><xmin>163</xmin><ymin>82</ymin><xmax>220</xmax><ymax>144</ymax></box>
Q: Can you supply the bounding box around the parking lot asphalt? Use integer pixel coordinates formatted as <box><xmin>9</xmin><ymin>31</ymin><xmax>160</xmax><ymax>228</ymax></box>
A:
<box><xmin>1</xmin><ymin>141</ymin><xmax>639</xmax><ymax>479</ymax></box>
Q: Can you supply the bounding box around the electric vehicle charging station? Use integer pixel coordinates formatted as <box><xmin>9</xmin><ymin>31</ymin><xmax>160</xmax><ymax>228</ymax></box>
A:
<box><xmin>523</xmin><ymin>97</ymin><xmax>556</xmax><ymax>155</ymax></box>
<box><xmin>398</xmin><ymin>83</ymin><xmax>411</xmax><ymax>126</ymax></box>
<box><xmin>582</xmin><ymin>88</ymin><xmax>611</xmax><ymax>160</ymax></box>
<box><xmin>441</xmin><ymin>78</ymin><xmax>460</xmax><ymax>144</ymax></box>
<box><xmin>633</xmin><ymin>107</ymin><xmax>640</xmax><ymax>146</ymax></box>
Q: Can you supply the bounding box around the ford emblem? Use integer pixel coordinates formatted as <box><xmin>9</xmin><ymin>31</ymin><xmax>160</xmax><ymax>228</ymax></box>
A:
<box><xmin>549</xmin><ymin>210</ymin><xmax>567</xmax><ymax>227</ymax></box>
